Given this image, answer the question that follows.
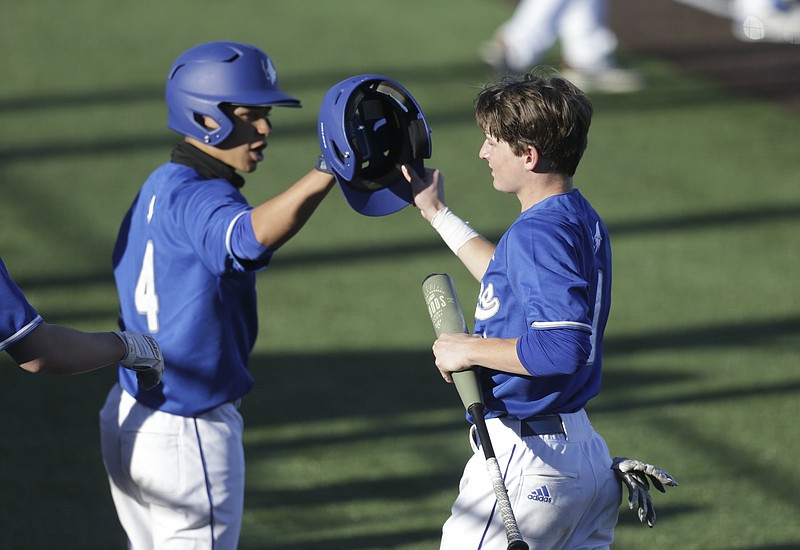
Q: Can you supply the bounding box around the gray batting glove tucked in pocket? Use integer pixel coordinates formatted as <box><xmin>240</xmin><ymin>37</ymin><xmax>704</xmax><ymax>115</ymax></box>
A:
<box><xmin>612</xmin><ymin>456</ymin><xmax>678</xmax><ymax>528</ymax></box>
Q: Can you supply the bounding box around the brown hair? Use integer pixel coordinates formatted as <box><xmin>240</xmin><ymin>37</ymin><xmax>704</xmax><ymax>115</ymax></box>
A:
<box><xmin>474</xmin><ymin>72</ymin><xmax>593</xmax><ymax>176</ymax></box>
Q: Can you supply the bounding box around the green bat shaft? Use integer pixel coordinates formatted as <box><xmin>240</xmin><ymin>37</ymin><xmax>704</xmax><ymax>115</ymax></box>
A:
<box><xmin>421</xmin><ymin>273</ymin><xmax>484</xmax><ymax>410</ymax></box>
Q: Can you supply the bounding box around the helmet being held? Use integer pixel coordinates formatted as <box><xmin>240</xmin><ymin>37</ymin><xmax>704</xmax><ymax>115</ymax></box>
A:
<box><xmin>318</xmin><ymin>75</ymin><xmax>432</xmax><ymax>216</ymax></box>
<box><xmin>166</xmin><ymin>41</ymin><xmax>301</xmax><ymax>146</ymax></box>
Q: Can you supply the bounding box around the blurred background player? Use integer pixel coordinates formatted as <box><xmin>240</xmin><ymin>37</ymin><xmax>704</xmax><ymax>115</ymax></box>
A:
<box><xmin>1</xmin><ymin>254</ymin><xmax>163</xmax><ymax>386</ymax></box>
<box><xmin>732</xmin><ymin>0</ymin><xmax>800</xmax><ymax>42</ymax></box>
<box><xmin>482</xmin><ymin>0</ymin><xmax>645</xmax><ymax>93</ymax></box>
<box><xmin>99</xmin><ymin>41</ymin><xmax>336</xmax><ymax>549</ymax></box>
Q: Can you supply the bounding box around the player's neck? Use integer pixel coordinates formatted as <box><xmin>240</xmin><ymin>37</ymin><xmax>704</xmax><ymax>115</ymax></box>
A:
<box><xmin>518</xmin><ymin>174</ymin><xmax>573</xmax><ymax>211</ymax></box>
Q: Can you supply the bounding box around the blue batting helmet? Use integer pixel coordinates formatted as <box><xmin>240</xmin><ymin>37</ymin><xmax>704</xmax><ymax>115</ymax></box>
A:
<box><xmin>166</xmin><ymin>41</ymin><xmax>301</xmax><ymax>146</ymax></box>
<box><xmin>318</xmin><ymin>74</ymin><xmax>432</xmax><ymax>217</ymax></box>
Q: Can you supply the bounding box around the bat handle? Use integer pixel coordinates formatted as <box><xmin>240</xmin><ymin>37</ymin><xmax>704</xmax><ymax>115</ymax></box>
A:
<box><xmin>469</xmin><ymin>403</ymin><xmax>530</xmax><ymax>550</ymax></box>
<box><xmin>453</xmin><ymin>371</ymin><xmax>483</xmax><ymax>412</ymax></box>
<box><xmin>468</xmin><ymin>403</ymin><xmax>495</xmax><ymax>458</ymax></box>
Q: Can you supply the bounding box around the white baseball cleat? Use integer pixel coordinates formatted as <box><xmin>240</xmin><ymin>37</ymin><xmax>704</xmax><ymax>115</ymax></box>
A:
<box><xmin>560</xmin><ymin>64</ymin><xmax>646</xmax><ymax>94</ymax></box>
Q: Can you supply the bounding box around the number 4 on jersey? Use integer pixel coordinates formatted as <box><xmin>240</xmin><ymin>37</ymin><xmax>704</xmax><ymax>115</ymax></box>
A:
<box><xmin>134</xmin><ymin>240</ymin><xmax>160</xmax><ymax>333</ymax></box>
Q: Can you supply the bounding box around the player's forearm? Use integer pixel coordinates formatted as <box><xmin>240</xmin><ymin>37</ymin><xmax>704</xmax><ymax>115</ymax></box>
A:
<box><xmin>425</xmin><ymin>206</ymin><xmax>496</xmax><ymax>281</ymax></box>
<box><xmin>456</xmin><ymin>236</ymin><xmax>495</xmax><ymax>282</ymax></box>
<box><xmin>435</xmin><ymin>333</ymin><xmax>528</xmax><ymax>377</ymax></box>
<box><xmin>465</xmin><ymin>336</ymin><xmax>528</xmax><ymax>375</ymax></box>
<box><xmin>250</xmin><ymin>169</ymin><xmax>335</xmax><ymax>249</ymax></box>
<box><xmin>8</xmin><ymin>323</ymin><xmax>124</xmax><ymax>375</ymax></box>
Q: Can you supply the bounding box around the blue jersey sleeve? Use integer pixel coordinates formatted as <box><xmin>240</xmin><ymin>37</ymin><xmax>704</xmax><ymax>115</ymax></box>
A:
<box><xmin>0</xmin><ymin>257</ymin><xmax>43</xmax><ymax>351</ymax></box>
<box><xmin>227</xmin><ymin>211</ymin><xmax>274</xmax><ymax>269</ymax></box>
<box><xmin>505</xmin><ymin>216</ymin><xmax>593</xmax><ymax>330</ymax></box>
<box><xmin>180</xmin><ymin>180</ymin><xmax>270</xmax><ymax>274</ymax></box>
<box><xmin>505</xmin><ymin>219</ymin><xmax>593</xmax><ymax>376</ymax></box>
<box><xmin>473</xmin><ymin>190</ymin><xmax>609</xmax><ymax>417</ymax></box>
<box><xmin>516</xmin><ymin>327</ymin><xmax>591</xmax><ymax>376</ymax></box>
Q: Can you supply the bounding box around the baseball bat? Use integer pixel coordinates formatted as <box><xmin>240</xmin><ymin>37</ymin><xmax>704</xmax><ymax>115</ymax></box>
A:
<box><xmin>421</xmin><ymin>274</ymin><xmax>529</xmax><ymax>550</ymax></box>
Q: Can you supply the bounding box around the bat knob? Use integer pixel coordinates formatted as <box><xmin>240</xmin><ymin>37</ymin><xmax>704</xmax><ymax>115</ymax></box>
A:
<box><xmin>507</xmin><ymin>541</ymin><xmax>529</xmax><ymax>550</ymax></box>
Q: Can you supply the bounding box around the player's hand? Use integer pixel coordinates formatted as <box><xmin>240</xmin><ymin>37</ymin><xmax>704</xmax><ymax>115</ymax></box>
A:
<box><xmin>401</xmin><ymin>165</ymin><xmax>445</xmax><ymax>223</ymax></box>
<box><xmin>114</xmin><ymin>331</ymin><xmax>165</xmax><ymax>391</ymax></box>
<box><xmin>612</xmin><ymin>456</ymin><xmax>678</xmax><ymax>528</ymax></box>
<box><xmin>432</xmin><ymin>332</ymin><xmax>480</xmax><ymax>383</ymax></box>
<box><xmin>315</xmin><ymin>154</ymin><xmax>332</xmax><ymax>174</ymax></box>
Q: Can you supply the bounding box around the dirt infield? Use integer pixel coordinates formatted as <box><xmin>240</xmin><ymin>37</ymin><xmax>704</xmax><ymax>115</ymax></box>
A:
<box><xmin>609</xmin><ymin>0</ymin><xmax>800</xmax><ymax>114</ymax></box>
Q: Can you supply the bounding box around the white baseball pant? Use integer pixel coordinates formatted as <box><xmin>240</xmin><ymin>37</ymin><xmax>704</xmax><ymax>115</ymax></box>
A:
<box><xmin>99</xmin><ymin>384</ymin><xmax>245</xmax><ymax>549</ymax></box>
<box><xmin>440</xmin><ymin>409</ymin><xmax>621</xmax><ymax>550</ymax></box>
<box><xmin>498</xmin><ymin>0</ymin><xmax>618</xmax><ymax>71</ymax></box>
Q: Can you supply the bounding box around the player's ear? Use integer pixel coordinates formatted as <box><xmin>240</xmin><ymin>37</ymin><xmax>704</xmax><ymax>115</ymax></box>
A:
<box><xmin>527</xmin><ymin>145</ymin><xmax>552</xmax><ymax>174</ymax></box>
<box><xmin>522</xmin><ymin>145</ymin><xmax>539</xmax><ymax>172</ymax></box>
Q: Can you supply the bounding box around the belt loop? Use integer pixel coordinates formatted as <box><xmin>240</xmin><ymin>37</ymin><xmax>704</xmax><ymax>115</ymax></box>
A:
<box><xmin>469</xmin><ymin>424</ymin><xmax>481</xmax><ymax>453</ymax></box>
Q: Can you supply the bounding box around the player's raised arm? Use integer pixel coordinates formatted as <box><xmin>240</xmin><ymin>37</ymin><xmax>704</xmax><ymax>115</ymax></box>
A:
<box><xmin>402</xmin><ymin>165</ymin><xmax>495</xmax><ymax>281</ymax></box>
<box><xmin>248</xmin><ymin>166</ymin><xmax>335</xmax><ymax>250</ymax></box>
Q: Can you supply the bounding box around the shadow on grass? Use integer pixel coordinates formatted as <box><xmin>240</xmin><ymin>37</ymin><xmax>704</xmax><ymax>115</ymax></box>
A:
<box><xmin>3</xmin><ymin>197</ymin><xmax>798</xmax><ymax>548</ymax></box>
<box><xmin>2</xmin><ymin>54</ymin><xmax>786</xmax><ymax>164</ymax></box>
<box><xmin>11</xmin><ymin>199</ymin><xmax>800</xmax><ymax>296</ymax></box>
<box><xmin>615</xmin><ymin>502</ymin><xmax>701</xmax><ymax>527</ymax></box>
<box><xmin>2</xmin><ymin>325</ymin><xmax>798</xmax><ymax>548</ymax></box>
<box><xmin>0</xmin><ymin>59</ymin><xmax>755</xmax><ymax>117</ymax></box>
<box><xmin>234</xmin><ymin>340</ymin><xmax>798</xmax><ymax>548</ymax></box>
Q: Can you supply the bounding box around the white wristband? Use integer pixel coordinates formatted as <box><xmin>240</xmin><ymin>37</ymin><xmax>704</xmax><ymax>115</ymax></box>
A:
<box><xmin>430</xmin><ymin>207</ymin><xmax>480</xmax><ymax>255</ymax></box>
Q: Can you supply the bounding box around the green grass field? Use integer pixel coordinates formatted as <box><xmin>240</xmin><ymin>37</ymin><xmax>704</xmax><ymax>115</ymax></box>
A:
<box><xmin>2</xmin><ymin>1</ymin><xmax>799</xmax><ymax>548</ymax></box>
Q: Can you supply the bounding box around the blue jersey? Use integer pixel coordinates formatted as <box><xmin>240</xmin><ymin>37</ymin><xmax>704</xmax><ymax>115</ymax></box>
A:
<box><xmin>0</xmin><ymin>256</ymin><xmax>43</xmax><ymax>352</ymax></box>
<box><xmin>112</xmin><ymin>162</ymin><xmax>273</xmax><ymax>416</ymax></box>
<box><xmin>473</xmin><ymin>189</ymin><xmax>612</xmax><ymax>420</ymax></box>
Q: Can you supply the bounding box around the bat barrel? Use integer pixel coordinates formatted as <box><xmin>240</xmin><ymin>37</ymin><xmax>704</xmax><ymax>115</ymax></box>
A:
<box><xmin>422</xmin><ymin>273</ymin><xmax>468</xmax><ymax>336</ymax></box>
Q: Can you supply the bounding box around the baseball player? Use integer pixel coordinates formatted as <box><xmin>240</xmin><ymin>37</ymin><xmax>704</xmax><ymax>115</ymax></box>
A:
<box><xmin>403</xmin><ymin>72</ymin><xmax>624</xmax><ymax>549</ymax></box>
<box><xmin>1</xmin><ymin>254</ymin><xmax>163</xmax><ymax>385</ymax></box>
<box><xmin>481</xmin><ymin>0</ymin><xmax>644</xmax><ymax>93</ymax></box>
<box><xmin>98</xmin><ymin>41</ymin><xmax>335</xmax><ymax>549</ymax></box>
